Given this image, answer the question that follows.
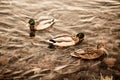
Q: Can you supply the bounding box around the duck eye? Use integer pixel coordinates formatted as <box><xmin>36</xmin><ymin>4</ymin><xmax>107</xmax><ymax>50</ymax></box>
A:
<box><xmin>28</xmin><ymin>18</ymin><xmax>35</xmax><ymax>25</ymax></box>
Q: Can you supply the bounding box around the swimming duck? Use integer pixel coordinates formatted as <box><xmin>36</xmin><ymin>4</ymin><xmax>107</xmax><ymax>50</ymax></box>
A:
<box><xmin>28</xmin><ymin>18</ymin><xmax>55</xmax><ymax>37</ymax></box>
<box><xmin>46</xmin><ymin>33</ymin><xmax>85</xmax><ymax>48</ymax></box>
<box><xmin>70</xmin><ymin>43</ymin><xmax>109</xmax><ymax>59</ymax></box>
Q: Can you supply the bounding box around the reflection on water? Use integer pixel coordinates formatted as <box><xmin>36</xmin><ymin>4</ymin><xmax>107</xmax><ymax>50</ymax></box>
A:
<box><xmin>0</xmin><ymin>0</ymin><xmax>120</xmax><ymax>79</ymax></box>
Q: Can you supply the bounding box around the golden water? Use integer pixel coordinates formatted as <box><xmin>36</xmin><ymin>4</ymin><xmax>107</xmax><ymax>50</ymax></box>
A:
<box><xmin>0</xmin><ymin>0</ymin><xmax>120</xmax><ymax>79</ymax></box>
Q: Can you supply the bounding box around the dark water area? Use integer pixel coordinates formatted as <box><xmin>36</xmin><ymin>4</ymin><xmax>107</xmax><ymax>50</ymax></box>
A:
<box><xmin>0</xmin><ymin>0</ymin><xmax>120</xmax><ymax>80</ymax></box>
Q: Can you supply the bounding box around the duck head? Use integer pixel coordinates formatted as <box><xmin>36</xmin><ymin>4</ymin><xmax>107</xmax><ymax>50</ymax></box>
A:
<box><xmin>97</xmin><ymin>43</ymin><xmax>105</xmax><ymax>49</ymax></box>
<box><xmin>28</xmin><ymin>18</ymin><xmax>36</xmax><ymax>37</ymax></box>
<box><xmin>97</xmin><ymin>43</ymin><xmax>109</xmax><ymax>55</ymax></box>
<box><xmin>28</xmin><ymin>18</ymin><xmax>35</xmax><ymax>25</ymax></box>
<box><xmin>28</xmin><ymin>18</ymin><xmax>35</xmax><ymax>31</ymax></box>
<box><xmin>76</xmin><ymin>33</ymin><xmax>85</xmax><ymax>41</ymax></box>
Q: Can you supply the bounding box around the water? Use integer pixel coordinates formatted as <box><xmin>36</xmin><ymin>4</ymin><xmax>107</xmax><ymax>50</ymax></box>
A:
<box><xmin>0</xmin><ymin>0</ymin><xmax>120</xmax><ymax>79</ymax></box>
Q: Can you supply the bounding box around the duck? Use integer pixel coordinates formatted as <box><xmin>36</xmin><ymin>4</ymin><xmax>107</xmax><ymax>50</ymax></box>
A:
<box><xmin>28</xmin><ymin>18</ymin><xmax>55</xmax><ymax>37</ymax></box>
<box><xmin>46</xmin><ymin>33</ymin><xmax>85</xmax><ymax>48</ymax></box>
<box><xmin>70</xmin><ymin>43</ymin><xmax>109</xmax><ymax>59</ymax></box>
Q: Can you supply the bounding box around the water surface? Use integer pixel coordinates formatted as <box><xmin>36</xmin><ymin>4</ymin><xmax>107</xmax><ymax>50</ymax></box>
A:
<box><xmin>0</xmin><ymin>0</ymin><xmax>120</xmax><ymax>79</ymax></box>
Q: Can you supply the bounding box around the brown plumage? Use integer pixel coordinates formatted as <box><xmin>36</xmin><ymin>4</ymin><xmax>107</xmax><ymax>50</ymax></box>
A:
<box><xmin>70</xmin><ymin>43</ymin><xmax>109</xmax><ymax>59</ymax></box>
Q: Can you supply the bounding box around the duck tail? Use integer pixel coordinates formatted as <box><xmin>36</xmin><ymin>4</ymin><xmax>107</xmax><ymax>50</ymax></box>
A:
<box><xmin>49</xmin><ymin>39</ymin><xmax>56</xmax><ymax>43</ymax></box>
<box><xmin>50</xmin><ymin>19</ymin><xmax>55</xmax><ymax>27</ymax></box>
<box><xmin>47</xmin><ymin>39</ymin><xmax>56</xmax><ymax>49</ymax></box>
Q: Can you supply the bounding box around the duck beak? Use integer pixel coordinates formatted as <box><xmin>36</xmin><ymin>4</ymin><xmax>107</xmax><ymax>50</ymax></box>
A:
<box><xmin>100</xmin><ymin>48</ymin><xmax>109</xmax><ymax>55</ymax></box>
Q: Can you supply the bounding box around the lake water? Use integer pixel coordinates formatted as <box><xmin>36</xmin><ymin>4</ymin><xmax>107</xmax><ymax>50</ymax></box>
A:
<box><xmin>0</xmin><ymin>0</ymin><xmax>120</xmax><ymax>79</ymax></box>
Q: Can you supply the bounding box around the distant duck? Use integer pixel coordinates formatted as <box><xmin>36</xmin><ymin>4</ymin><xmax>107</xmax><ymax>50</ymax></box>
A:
<box><xmin>28</xmin><ymin>18</ymin><xmax>55</xmax><ymax>37</ymax></box>
<box><xmin>70</xmin><ymin>43</ymin><xmax>109</xmax><ymax>59</ymax></box>
<box><xmin>46</xmin><ymin>33</ymin><xmax>85</xmax><ymax>48</ymax></box>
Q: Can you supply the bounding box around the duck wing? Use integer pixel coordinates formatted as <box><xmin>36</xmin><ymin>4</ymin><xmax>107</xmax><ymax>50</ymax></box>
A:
<box><xmin>40</xmin><ymin>19</ymin><xmax>54</xmax><ymax>24</ymax></box>
<box><xmin>79</xmin><ymin>48</ymin><xmax>104</xmax><ymax>59</ymax></box>
<box><xmin>53</xmin><ymin>36</ymin><xmax>73</xmax><ymax>42</ymax></box>
<box><xmin>35</xmin><ymin>19</ymin><xmax>55</xmax><ymax>30</ymax></box>
<box><xmin>70</xmin><ymin>48</ymin><xmax>104</xmax><ymax>59</ymax></box>
<box><xmin>54</xmin><ymin>41</ymin><xmax>75</xmax><ymax>47</ymax></box>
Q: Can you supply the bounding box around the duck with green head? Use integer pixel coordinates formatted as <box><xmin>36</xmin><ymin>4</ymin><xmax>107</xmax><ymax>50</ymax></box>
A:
<box><xmin>46</xmin><ymin>33</ymin><xmax>85</xmax><ymax>48</ymax></box>
<box><xmin>28</xmin><ymin>18</ymin><xmax>55</xmax><ymax>37</ymax></box>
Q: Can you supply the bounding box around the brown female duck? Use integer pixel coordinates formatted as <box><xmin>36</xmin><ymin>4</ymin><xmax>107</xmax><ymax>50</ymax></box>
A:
<box><xmin>70</xmin><ymin>43</ymin><xmax>109</xmax><ymax>59</ymax></box>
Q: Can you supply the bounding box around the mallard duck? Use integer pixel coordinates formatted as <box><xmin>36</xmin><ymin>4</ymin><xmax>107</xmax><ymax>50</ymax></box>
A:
<box><xmin>70</xmin><ymin>43</ymin><xmax>109</xmax><ymax>59</ymax></box>
<box><xmin>46</xmin><ymin>33</ymin><xmax>85</xmax><ymax>48</ymax></box>
<box><xmin>28</xmin><ymin>18</ymin><xmax>55</xmax><ymax>37</ymax></box>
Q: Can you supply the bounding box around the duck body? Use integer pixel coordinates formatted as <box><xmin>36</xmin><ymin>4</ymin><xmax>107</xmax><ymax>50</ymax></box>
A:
<box><xmin>70</xmin><ymin>43</ymin><xmax>109</xmax><ymax>59</ymax></box>
<box><xmin>34</xmin><ymin>19</ymin><xmax>55</xmax><ymax>31</ymax></box>
<box><xmin>46</xmin><ymin>33</ymin><xmax>85</xmax><ymax>48</ymax></box>
<box><xmin>47</xmin><ymin>36</ymin><xmax>78</xmax><ymax>47</ymax></box>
